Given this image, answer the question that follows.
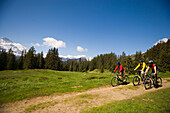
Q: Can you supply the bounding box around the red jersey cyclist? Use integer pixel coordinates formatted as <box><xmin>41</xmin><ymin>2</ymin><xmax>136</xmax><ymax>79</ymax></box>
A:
<box><xmin>114</xmin><ymin>61</ymin><xmax>126</xmax><ymax>81</ymax></box>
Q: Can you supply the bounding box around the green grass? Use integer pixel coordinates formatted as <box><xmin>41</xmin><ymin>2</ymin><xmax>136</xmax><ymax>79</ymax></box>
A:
<box><xmin>158</xmin><ymin>71</ymin><xmax>170</xmax><ymax>78</ymax></box>
<box><xmin>0</xmin><ymin>69</ymin><xmax>113</xmax><ymax>104</ymax></box>
<box><xmin>82</xmin><ymin>88</ymin><xmax>170</xmax><ymax>113</ymax></box>
<box><xmin>166</xmin><ymin>79</ymin><xmax>170</xmax><ymax>82</ymax></box>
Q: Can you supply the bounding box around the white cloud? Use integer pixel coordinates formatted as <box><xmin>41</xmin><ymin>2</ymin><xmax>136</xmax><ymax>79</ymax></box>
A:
<box><xmin>35</xmin><ymin>43</ymin><xmax>40</xmax><ymax>46</ymax></box>
<box><xmin>77</xmin><ymin>46</ymin><xmax>88</xmax><ymax>52</ymax></box>
<box><xmin>31</xmin><ymin>43</ymin><xmax>40</xmax><ymax>46</ymax></box>
<box><xmin>77</xmin><ymin>46</ymin><xmax>84</xmax><ymax>52</ymax></box>
<box><xmin>43</xmin><ymin>37</ymin><xmax>66</xmax><ymax>48</ymax></box>
<box><xmin>85</xmin><ymin>48</ymin><xmax>88</xmax><ymax>52</ymax></box>
<box><xmin>60</xmin><ymin>54</ymin><xmax>86</xmax><ymax>59</ymax></box>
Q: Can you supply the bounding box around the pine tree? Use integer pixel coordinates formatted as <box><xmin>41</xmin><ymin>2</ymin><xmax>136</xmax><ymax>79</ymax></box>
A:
<box><xmin>159</xmin><ymin>50</ymin><xmax>168</xmax><ymax>72</ymax></box>
<box><xmin>100</xmin><ymin>65</ymin><xmax>104</xmax><ymax>73</ymax></box>
<box><xmin>17</xmin><ymin>51</ymin><xmax>24</xmax><ymax>69</ymax></box>
<box><xmin>45</xmin><ymin>49</ymin><xmax>51</xmax><ymax>69</ymax></box>
<box><xmin>73</xmin><ymin>60</ymin><xmax>78</xmax><ymax>71</ymax></box>
<box><xmin>35</xmin><ymin>53</ymin><xmax>40</xmax><ymax>68</ymax></box>
<box><xmin>120</xmin><ymin>51</ymin><xmax>126</xmax><ymax>67</ymax></box>
<box><xmin>24</xmin><ymin>46</ymin><xmax>36</xmax><ymax>69</ymax></box>
<box><xmin>39</xmin><ymin>52</ymin><xmax>44</xmax><ymax>69</ymax></box>
<box><xmin>134</xmin><ymin>51</ymin><xmax>142</xmax><ymax>66</ymax></box>
<box><xmin>69</xmin><ymin>60</ymin><xmax>73</xmax><ymax>71</ymax></box>
<box><xmin>45</xmin><ymin>48</ymin><xmax>61</xmax><ymax>70</ymax></box>
<box><xmin>7</xmin><ymin>49</ymin><xmax>16</xmax><ymax>70</ymax></box>
<box><xmin>125</xmin><ymin>56</ymin><xmax>134</xmax><ymax>74</ymax></box>
<box><xmin>0</xmin><ymin>50</ymin><xmax>7</xmax><ymax>70</ymax></box>
<box><xmin>78</xmin><ymin>58</ymin><xmax>82</xmax><ymax>72</ymax></box>
<box><xmin>89</xmin><ymin>58</ymin><xmax>96</xmax><ymax>71</ymax></box>
<box><xmin>62</xmin><ymin>61</ymin><xmax>69</xmax><ymax>71</ymax></box>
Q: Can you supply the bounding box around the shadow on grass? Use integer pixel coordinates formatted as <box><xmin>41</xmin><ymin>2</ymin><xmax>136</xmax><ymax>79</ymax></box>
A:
<box><xmin>121</xmin><ymin>82</ymin><xmax>130</xmax><ymax>85</ymax></box>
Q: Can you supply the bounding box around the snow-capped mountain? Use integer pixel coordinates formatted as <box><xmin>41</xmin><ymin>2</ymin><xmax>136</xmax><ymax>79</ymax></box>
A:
<box><xmin>60</xmin><ymin>55</ymin><xmax>87</xmax><ymax>62</ymax></box>
<box><xmin>0</xmin><ymin>38</ymin><xmax>26</xmax><ymax>56</ymax></box>
<box><xmin>154</xmin><ymin>38</ymin><xmax>169</xmax><ymax>46</ymax></box>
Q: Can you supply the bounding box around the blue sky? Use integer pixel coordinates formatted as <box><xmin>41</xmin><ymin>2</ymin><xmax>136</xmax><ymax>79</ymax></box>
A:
<box><xmin>0</xmin><ymin>0</ymin><xmax>170</xmax><ymax>59</ymax></box>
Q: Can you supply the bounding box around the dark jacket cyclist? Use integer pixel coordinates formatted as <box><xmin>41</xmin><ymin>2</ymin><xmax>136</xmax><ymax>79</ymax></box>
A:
<box><xmin>145</xmin><ymin>60</ymin><xmax>159</xmax><ymax>78</ymax></box>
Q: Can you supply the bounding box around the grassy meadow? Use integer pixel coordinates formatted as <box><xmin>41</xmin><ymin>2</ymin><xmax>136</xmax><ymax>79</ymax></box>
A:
<box><xmin>0</xmin><ymin>69</ymin><xmax>169</xmax><ymax>104</ymax></box>
<box><xmin>0</xmin><ymin>69</ymin><xmax>112</xmax><ymax>103</ymax></box>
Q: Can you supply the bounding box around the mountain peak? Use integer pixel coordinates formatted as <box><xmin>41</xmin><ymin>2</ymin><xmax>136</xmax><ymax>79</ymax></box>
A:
<box><xmin>0</xmin><ymin>37</ymin><xmax>26</xmax><ymax>56</ymax></box>
<box><xmin>154</xmin><ymin>38</ymin><xmax>169</xmax><ymax>46</ymax></box>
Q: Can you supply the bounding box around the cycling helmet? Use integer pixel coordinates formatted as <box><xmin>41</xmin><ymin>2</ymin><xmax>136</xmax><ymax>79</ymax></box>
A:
<box><xmin>140</xmin><ymin>60</ymin><xmax>143</xmax><ymax>62</ymax></box>
<box><xmin>149</xmin><ymin>60</ymin><xmax>153</xmax><ymax>63</ymax></box>
<box><xmin>117</xmin><ymin>61</ymin><xmax>120</xmax><ymax>64</ymax></box>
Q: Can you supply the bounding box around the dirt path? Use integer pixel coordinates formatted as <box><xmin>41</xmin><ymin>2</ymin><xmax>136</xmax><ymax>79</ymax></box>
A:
<box><xmin>0</xmin><ymin>79</ymin><xmax>170</xmax><ymax>113</ymax></box>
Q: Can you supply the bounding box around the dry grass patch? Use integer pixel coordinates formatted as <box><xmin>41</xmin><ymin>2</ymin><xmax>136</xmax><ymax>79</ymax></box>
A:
<box><xmin>116</xmin><ymin>85</ymin><xmax>139</xmax><ymax>90</ymax></box>
<box><xmin>77</xmin><ymin>94</ymin><xmax>99</xmax><ymax>99</ymax></box>
<box><xmin>25</xmin><ymin>100</ymin><xmax>58</xmax><ymax>112</ymax></box>
<box><xmin>75</xmin><ymin>100</ymin><xmax>89</xmax><ymax>105</ymax></box>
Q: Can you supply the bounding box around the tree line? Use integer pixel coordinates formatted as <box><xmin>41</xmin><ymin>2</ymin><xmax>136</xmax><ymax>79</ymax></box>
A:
<box><xmin>0</xmin><ymin>39</ymin><xmax>169</xmax><ymax>73</ymax></box>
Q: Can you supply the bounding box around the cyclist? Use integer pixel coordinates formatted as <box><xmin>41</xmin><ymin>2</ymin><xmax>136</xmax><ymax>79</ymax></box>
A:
<box><xmin>114</xmin><ymin>61</ymin><xmax>126</xmax><ymax>81</ymax></box>
<box><xmin>134</xmin><ymin>60</ymin><xmax>148</xmax><ymax>76</ymax></box>
<box><xmin>145</xmin><ymin>60</ymin><xmax>159</xmax><ymax>79</ymax></box>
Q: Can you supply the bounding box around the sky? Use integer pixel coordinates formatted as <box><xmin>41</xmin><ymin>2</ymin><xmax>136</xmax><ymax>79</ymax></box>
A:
<box><xmin>0</xmin><ymin>0</ymin><xmax>170</xmax><ymax>59</ymax></box>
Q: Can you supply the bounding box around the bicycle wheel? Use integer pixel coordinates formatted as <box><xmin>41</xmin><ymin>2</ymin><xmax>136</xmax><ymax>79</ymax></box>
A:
<box><xmin>144</xmin><ymin>78</ymin><xmax>151</xmax><ymax>90</ymax></box>
<box><xmin>156</xmin><ymin>77</ymin><xmax>162</xmax><ymax>87</ymax></box>
<box><xmin>133</xmin><ymin>76</ymin><xmax>140</xmax><ymax>86</ymax></box>
<box><xmin>111</xmin><ymin>77</ymin><xmax>118</xmax><ymax>87</ymax></box>
<box><xmin>124</xmin><ymin>75</ymin><xmax>129</xmax><ymax>83</ymax></box>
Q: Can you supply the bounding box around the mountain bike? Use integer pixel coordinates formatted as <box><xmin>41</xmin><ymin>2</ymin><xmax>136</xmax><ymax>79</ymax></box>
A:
<box><xmin>144</xmin><ymin>73</ymin><xmax>162</xmax><ymax>90</ymax></box>
<box><xmin>133</xmin><ymin>70</ymin><xmax>148</xmax><ymax>86</ymax></box>
<box><xmin>111</xmin><ymin>72</ymin><xmax>129</xmax><ymax>87</ymax></box>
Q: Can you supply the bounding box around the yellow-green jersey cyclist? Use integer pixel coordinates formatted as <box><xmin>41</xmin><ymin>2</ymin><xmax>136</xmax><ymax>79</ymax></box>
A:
<box><xmin>134</xmin><ymin>60</ymin><xmax>148</xmax><ymax>75</ymax></box>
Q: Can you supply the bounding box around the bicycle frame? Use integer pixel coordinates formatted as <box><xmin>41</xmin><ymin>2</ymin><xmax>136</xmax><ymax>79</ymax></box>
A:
<box><xmin>135</xmin><ymin>70</ymin><xmax>145</xmax><ymax>81</ymax></box>
<box><xmin>114</xmin><ymin>72</ymin><xmax>123</xmax><ymax>81</ymax></box>
<box><xmin>148</xmin><ymin>73</ymin><xmax>157</xmax><ymax>81</ymax></box>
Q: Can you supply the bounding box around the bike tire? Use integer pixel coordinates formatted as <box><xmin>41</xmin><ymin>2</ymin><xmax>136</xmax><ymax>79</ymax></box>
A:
<box><xmin>156</xmin><ymin>77</ymin><xmax>162</xmax><ymax>87</ymax></box>
<box><xmin>133</xmin><ymin>76</ymin><xmax>140</xmax><ymax>86</ymax></box>
<box><xmin>111</xmin><ymin>77</ymin><xmax>118</xmax><ymax>87</ymax></box>
<box><xmin>144</xmin><ymin>78</ymin><xmax>151</xmax><ymax>90</ymax></box>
